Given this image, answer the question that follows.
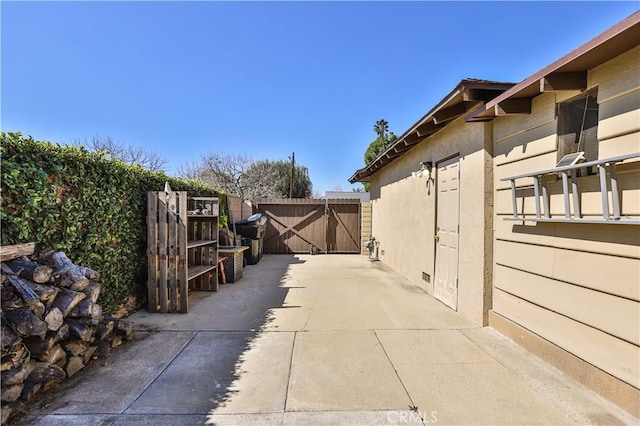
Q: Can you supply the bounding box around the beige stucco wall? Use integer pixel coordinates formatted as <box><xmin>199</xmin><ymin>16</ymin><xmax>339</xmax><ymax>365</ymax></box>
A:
<box><xmin>369</xmin><ymin>117</ymin><xmax>493</xmax><ymax>326</ymax></box>
<box><xmin>491</xmin><ymin>46</ymin><xmax>640</xmax><ymax>392</ymax></box>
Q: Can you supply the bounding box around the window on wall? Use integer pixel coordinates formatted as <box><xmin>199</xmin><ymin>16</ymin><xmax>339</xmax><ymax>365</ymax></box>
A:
<box><xmin>556</xmin><ymin>88</ymin><xmax>599</xmax><ymax>175</ymax></box>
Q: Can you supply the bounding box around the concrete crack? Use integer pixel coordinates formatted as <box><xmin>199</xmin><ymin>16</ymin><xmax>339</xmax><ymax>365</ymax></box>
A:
<box><xmin>301</xmin><ymin>309</ymin><xmax>313</xmax><ymax>331</ymax></box>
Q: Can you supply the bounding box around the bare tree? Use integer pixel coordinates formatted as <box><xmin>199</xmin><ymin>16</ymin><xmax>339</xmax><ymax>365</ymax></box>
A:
<box><xmin>176</xmin><ymin>161</ymin><xmax>201</xmax><ymax>180</ymax></box>
<box><xmin>178</xmin><ymin>153</ymin><xmax>279</xmax><ymax>200</ymax></box>
<box><xmin>73</xmin><ymin>136</ymin><xmax>167</xmax><ymax>172</ymax></box>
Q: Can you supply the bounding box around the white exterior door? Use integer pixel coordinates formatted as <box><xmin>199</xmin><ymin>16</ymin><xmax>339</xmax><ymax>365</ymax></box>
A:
<box><xmin>434</xmin><ymin>156</ymin><xmax>460</xmax><ymax>310</ymax></box>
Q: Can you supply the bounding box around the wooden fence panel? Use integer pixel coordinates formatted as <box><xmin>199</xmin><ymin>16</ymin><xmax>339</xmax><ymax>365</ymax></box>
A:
<box><xmin>254</xmin><ymin>199</ymin><xmax>361</xmax><ymax>254</ymax></box>
<box><xmin>147</xmin><ymin>191</ymin><xmax>188</xmax><ymax>313</ymax></box>
<box><xmin>327</xmin><ymin>201</ymin><xmax>361</xmax><ymax>253</ymax></box>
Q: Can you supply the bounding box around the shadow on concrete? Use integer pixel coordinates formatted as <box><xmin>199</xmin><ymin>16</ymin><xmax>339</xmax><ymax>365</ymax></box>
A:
<box><xmin>9</xmin><ymin>255</ymin><xmax>306</xmax><ymax>425</ymax></box>
<box><xmin>122</xmin><ymin>254</ymin><xmax>307</xmax><ymax>417</ymax></box>
<box><xmin>205</xmin><ymin>254</ymin><xmax>306</xmax><ymax>412</ymax></box>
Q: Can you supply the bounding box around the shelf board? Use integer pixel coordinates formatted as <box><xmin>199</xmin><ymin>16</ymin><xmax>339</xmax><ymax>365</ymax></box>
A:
<box><xmin>187</xmin><ymin>240</ymin><xmax>217</xmax><ymax>249</ymax></box>
<box><xmin>188</xmin><ymin>264</ymin><xmax>217</xmax><ymax>281</ymax></box>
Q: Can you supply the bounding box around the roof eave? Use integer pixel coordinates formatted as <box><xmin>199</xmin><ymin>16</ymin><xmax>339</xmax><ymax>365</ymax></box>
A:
<box><xmin>467</xmin><ymin>11</ymin><xmax>640</xmax><ymax>122</ymax></box>
<box><xmin>349</xmin><ymin>79</ymin><xmax>515</xmax><ymax>183</ymax></box>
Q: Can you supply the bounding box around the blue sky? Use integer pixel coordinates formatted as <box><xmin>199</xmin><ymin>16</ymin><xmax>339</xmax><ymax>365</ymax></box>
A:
<box><xmin>2</xmin><ymin>1</ymin><xmax>638</xmax><ymax>194</ymax></box>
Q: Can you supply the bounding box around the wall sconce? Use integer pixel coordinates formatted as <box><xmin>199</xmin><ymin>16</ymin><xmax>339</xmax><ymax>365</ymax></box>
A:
<box><xmin>412</xmin><ymin>161</ymin><xmax>433</xmax><ymax>179</ymax></box>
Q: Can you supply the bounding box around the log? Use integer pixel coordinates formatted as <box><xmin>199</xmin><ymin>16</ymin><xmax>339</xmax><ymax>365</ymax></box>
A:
<box><xmin>25</xmin><ymin>362</ymin><xmax>65</xmax><ymax>383</ymax></box>
<box><xmin>51</xmin><ymin>287</ymin><xmax>86</xmax><ymax>317</ymax></box>
<box><xmin>20</xmin><ymin>382</ymin><xmax>42</xmax><ymax>402</ymax></box>
<box><xmin>26</xmin><ymin>327</ymin><xmax>69</xmax><ymax>358</ymax></box>
<box><xmin>4</xmin><ymin>308</ymin><xmax>47</xmax><ymax>339</ymax></box>
<box><xmin>0</xmin><ymin>242</ymin><xmax>35</xmax><ymax>262</ymax></box>
<box><xmin>42</xmin><ymin>378</ymin><xmax>60</xmax><ymax>393</ymax></box>
<box><xmin>6</xmin><ymin>256</ymin><xmax>52</xmax><ymax>283</ymax></box>
<box><xmin>42</xmin><ymin>344</ymin><xmax>67</xmax><ymax>367</ymax></box>
<box><xmin>1</xmin><ymin>343</ymin><xmax>28</xmax><ymax>372</ymax></box>
<box><xmin>48</xmin><ymin>251</ymin><xmax>98</xmax><ymax>288</ymax></box>
<box><xmin>68</xmin><ymin>299</ymin><xmax>103</xmax><ymax>323</ymax></box>
<box><xmin>44</xmin><ymin>307</ymin><xmax>64</xmax><ymax>331</ymax></box>
<box><xmin>69</xmin><ymin>279</ymin><xmax>90</xmax><ymax>292</ymax></box>
<box><xmin>25</xmin><ymin>334</ymin><xmax>57</xmax><ymax>359</ymax></box>
<box><xmin>1</xmin><ymin>324</ymin><xmax>21</xmax><ymax>350</ymax></box>
<box><xmin>0</xmin><ymin>263</ymin><xmax>40</xmax><ymax>306</ymax></box>
<box><xmin>63</xmin><ymin>341</ymin><xmax>88</xmax><ymax>357</ymax></box>
<box><xmin>53</xmin><ymin>323</ymin><xmax>70</xmax><ymax>342</ymax></box>
<box><xmin>82</xmin><ymin>345</ymin><xmax>97</xmax><ymax>364</ymax></box>
<box><xmin>96</xmin><ymin>319</ymin><xmax>114</xmax><ymax>340</ymax></box>
<box><xmin>2</xmin><ymin>360</ymin><xmax>36</xmax><ymax>386</ymax></box>
<box><xmin>1</xmin><ymin>281</ymin><xmax>13</xmax><ymax>298</ymax></box>
<box><xmin>65</xmin><ymin>356</ymin><xmax>84</xmax><ymax>378</ymax></box>
<box><xmin>93</xmin><ymin>340</ymin><xmax>111</xmax><ymax>358</ymax></box>
<box><xmin>23</xmin><ymin>281</ymin><xmax>59</xmax><ymax>307</ymax></box>
<box><xmin>65</xmin><ymin>319</ymin><xmax>95</xmax><ymax>341</ymax></box>
<box><xmin>30</xmin><ymin>300</ymin><xmax>46</xmax><ymax>318</ymax></box>
<box><xmin>104</xmin><ymin>316</ymin><xmax>134</xmax><ymax>340</ymax></box>
<box><xmin>111</xmin><ymin>335</ymin><xmax>123</xmax><ymax>348</ymax></box>
<box><xmin>1</xmin><ymin>401</ymin><xmax>23</xmax><ymax>425</ymax></box>
<box><xmin>1</xmin><ymin>295</ymin><xmax>25</xmax><ymax>311</ymax></box>
<box><xmin>1</xmin><ymin>384</ymin><xmax>24</xmax><ymax>402</ymax></box>
<box><xmin>83</xmin><ymin>282</ymin><xmax>101</xmax><ymax>304</ymax></box>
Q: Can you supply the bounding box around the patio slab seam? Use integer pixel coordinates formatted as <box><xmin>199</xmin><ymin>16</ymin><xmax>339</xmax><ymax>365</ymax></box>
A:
<box><xmin>121</xmin><ymin>331</ymin><xmax>197</xmax><ymax>414</ymax></box>
<box><xmin>372</xmin><ymin>330</ymin><xmax>420</xmax><ymax>412</ymax></box>
<box><xmin>282</xmin><ymin>330</ymin><xmax>299</xmax><ymax>413</ymax></box>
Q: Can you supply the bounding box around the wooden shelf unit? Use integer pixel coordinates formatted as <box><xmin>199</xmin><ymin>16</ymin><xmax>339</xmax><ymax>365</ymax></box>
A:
<box><xmin>186</xmin><ymin>206</ymin><xmax>219</xmax><ymax>292</ymax></box>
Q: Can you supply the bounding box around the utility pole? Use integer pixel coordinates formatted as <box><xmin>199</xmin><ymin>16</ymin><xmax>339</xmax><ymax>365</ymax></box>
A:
<box><xmin>289</xmin><ymin>152</ymin><xmax>295</xmax><ymax>199</ymax></box>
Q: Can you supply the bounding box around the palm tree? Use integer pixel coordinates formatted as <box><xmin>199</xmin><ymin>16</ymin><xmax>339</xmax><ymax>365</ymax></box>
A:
<box><xmin>373</xmin><ymin>119</ymin><xmax>389</xmax><ymax>138</ymax></box>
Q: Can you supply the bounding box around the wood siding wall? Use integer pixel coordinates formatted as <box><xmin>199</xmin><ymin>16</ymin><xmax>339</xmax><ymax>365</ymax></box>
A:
<box><xmin>491</xmin><ymin>47</ymin><xmax>640</xmax><ymax>391</ymax></box>
<box><xmin>361</xmin><ymin>202</ymin><xmax>372</xmax><ymax>255</ymax></box>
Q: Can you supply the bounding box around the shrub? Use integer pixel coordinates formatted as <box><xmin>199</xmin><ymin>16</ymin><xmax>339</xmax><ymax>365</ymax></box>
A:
<box><xmin>1</xmin><ymin>132</ymin><xmax>226</xmax><ymax>314</ymax></box>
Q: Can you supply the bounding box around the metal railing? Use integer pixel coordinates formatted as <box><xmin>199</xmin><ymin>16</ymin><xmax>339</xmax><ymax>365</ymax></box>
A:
<box><xmin>500</xmin><ymin>152</ymin><xmax>640</xmax><ymax>224</ymax></box>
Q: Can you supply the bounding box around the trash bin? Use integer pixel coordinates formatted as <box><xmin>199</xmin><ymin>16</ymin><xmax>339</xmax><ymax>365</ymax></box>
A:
<box><xmin>235</xmin><ymin>213</ymin><xmax>267</xmax><ymax>265</ymax></box>
<box><xmin>241</xmin><ymin>237</ymin><xmax>261</xmax><ymax>265</ymax></box>
<box><xmin>234</xmin><ymin>213</ymin><xmax>267</xmax><ymax>239</ymax></box>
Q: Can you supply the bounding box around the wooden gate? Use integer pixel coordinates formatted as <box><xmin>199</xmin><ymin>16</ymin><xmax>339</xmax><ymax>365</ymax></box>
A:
<box><xmin>253</xmin><ymin>199</ymin><xmax>361</xmax><ymax>254</ymax></box>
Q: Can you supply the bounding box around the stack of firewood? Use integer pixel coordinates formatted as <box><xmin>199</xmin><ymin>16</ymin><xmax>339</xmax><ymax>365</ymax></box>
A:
<box><xmin>0</xmin><ymin>245</ymin><xmax>134</xmax><ymax>424</ymax></box>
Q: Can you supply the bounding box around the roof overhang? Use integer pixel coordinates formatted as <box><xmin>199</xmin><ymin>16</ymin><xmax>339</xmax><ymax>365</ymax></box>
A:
<box><xmin>349</xmin><ymin>79</ymin><xmax>514</xmax><ymax>183</ymax></box>
<box><xmin>466</xmin><ymin>11</ymin><xmax>640</xmax><ymax>122</ymax></box>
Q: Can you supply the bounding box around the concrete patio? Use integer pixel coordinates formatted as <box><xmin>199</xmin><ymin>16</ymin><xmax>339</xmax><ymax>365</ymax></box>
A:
<box><xmin>14</xmin><ymin>254</ymin><xmax>638</xmax><ymax>425</ymax></box>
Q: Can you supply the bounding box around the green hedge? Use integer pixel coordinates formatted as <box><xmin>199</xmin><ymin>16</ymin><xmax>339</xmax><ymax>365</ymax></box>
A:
<box><xmin>1</xmin><ymin>132</ymin><xmax>226</xmax><ymax>315</ymax></box>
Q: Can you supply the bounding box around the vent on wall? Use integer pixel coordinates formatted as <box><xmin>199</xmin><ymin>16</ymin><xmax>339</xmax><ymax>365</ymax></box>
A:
<box><xmin>422</xmin><ymin>272</ymin><xmax>430</xmax><ymax>283</ymax></box>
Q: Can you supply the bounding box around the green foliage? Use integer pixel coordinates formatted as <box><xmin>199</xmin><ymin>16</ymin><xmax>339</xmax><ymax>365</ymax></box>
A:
<box><xmin>1</xmin><ymin>132</ymin><xmax>225</xmax><ymax>315</ymax></box>
<box><xmin>362</xmin><ymin>120</ymin><xmax>398</xmax><ymax>193</ymax></box>
<box><xmin>248</xmin><ymin>159</ymin><xmax>313</xmax><ymax>198</ymax></box>
<box><xmin>270</xmin><ymin>160</ymin><xmax>313</xmax><ymax>198</ymax></box>
<box><xmin>364</xmin><ymin>133</ymin><xmax>397</xmax><ymax>166</ymax></box>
